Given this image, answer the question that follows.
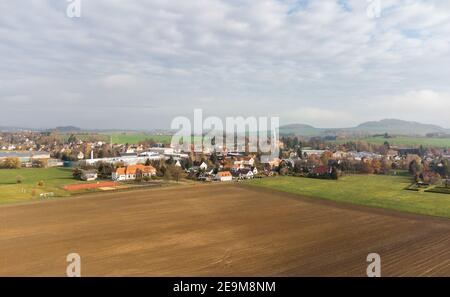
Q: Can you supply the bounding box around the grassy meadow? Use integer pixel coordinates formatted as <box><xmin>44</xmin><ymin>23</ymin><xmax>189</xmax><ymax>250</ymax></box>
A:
<box><xmin>56</xmin><ymin>132</ymin><xmax>173</xmax><ymax>145</ymax></box>
<box><xmin>0</xmin><ymin>168</ymin><xmax>84</xmax><ymax>204</ymax></box>
<box><xmin>108</xmin><ymin>133</ymin><xmax>173</xmax><ymax>144</ymax></box>
<box><xmin>332</xmin><ymin>135</ymin><xmax>450</xmax><ymax>148</ymax></box>
<box><xmin>248</xmin><ymin>175</ymin><xmax>450</xmax><ymax>218</ymax></box>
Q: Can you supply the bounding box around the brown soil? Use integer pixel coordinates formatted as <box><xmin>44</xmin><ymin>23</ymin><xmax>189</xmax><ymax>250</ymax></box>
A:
<box><xmin>1</xmin><ymin>183</ymin><xmax>449</xmax><ymax>276</ymax></box>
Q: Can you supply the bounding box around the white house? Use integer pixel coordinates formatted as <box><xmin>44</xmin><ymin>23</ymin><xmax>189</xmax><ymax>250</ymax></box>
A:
<box><xmin>215</xmin><ymin>171</ymin><xmax>233</xmax><ymax>182</ymax></box>
<box><xmin>252</xmin><ymin>167</ymin><xmax>258</xmax><ymax>175</ymax></box>
<box><xmin>237</xmin><ymin>168</ymin><xmax>254</xmax><ymax>179</ymax></box>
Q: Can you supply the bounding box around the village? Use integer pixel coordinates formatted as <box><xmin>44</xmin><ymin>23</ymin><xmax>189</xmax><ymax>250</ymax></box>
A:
<box><xmin>1</xmin><ymin>131</ymin><xmax>449</xmax><ymax>194</ymax></box>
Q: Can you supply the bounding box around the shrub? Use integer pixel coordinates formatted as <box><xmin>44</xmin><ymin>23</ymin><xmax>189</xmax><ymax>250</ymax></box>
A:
<box><xmin>1</xmin><ymin>157</ymin><xmax>21</xmax><ymax>169</ymax></box>
<box><xmin>16</xmin><ymin>175</ymin><xmax>24</xmax><ymax>184</ymax></box>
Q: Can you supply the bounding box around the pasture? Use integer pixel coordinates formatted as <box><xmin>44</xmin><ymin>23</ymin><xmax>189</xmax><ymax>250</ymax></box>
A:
<box><xmin>332</xmin><ymin>135</ymin><xmax>450</xmax><ymax>148</ymax></box>
<box><xmin>0</xmin><ymin>168</ymin><xmax>81</xmax><ymax>204</ymax></box>
<box><xmin>248</xmin><ymin>175</ymin><xmax>450</xmax><ymax>218</ymax></box>
<box><xmin>56</xmin><ymin>132</ymin><xmax>173</xmax><ymax>145</ymax></box>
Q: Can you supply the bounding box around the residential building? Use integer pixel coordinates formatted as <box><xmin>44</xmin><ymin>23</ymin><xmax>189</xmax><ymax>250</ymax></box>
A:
<box><xmin>215</xmin><ymin>171</ymin><xmax>233</xmax><ymax>182</ymax></box>
<box><xmin>112</xmin><ymin>165</ymin><xmax>156</xmax><ymax>181</ymax></box>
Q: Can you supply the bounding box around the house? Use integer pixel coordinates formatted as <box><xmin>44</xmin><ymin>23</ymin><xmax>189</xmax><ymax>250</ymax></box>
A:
<box><xmin>215</xmin><ymin>171</ymin><xmax>233</xmax><ymax>182</ymax></box>
<box><xmin>81</xmin><ymin>170</ymin><xmax>98</xmax><ymax>181</ymax></box>
<box><xmin>233</xmin><ymin>157</ymin><xmax>255</xmax><ymax>167</ymax></box>
<box><xmin>332</xmin><ymin>151</ymin><xmax>348</xmax><ymax>159</ymax></box>
<box><xmin>302</xmin><ymin>149</ymin><xmax>326</xmax><ymax>157</ymax></box>
<box><xmin>234</xmin><ymin>168</ymin><xmax>254</xmax><ymax>180</ymax></box>
<box><xmin>242</xmin><ymin>157</ymin><xmax>255</xmax><ymax>166</ymax></box>
<box><xmin>312</xmin><ymin>166</ymin><xmax>331</xmax><ymax>176</ymax></box>
<box><xmin>112</xmin><ymin>164</ymin><xmax>156</xmax><ymax>181</ymax></box>
<box><xmin>231</xmin><ymin>163</ymin><xmax>243</xmax><ymax>171</ymax></box>
<box><xmin>386</xmin><ymin>149</ymin><xmax>399</xmax><ymax>160</ymax></box>
<box><xmin>252</xmin><ymin>167</ymin><xmax>258</xmax><ymax>175</ymax></box>
<box><xmin>261</xmin><ymin>156</ymin><xmax>282</xmax><ymax>168</ymax></box>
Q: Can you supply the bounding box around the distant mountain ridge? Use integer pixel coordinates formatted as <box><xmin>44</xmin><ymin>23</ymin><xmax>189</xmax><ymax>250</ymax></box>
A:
<box><xmin>280</xmin><ymin>119</ymin><xmax>450</xmax><ymax>137</ymax></box>
<box><xmin>1</xmin><ymin>119</ymin><xmax>449</xmax><ymax>137</ymax></box>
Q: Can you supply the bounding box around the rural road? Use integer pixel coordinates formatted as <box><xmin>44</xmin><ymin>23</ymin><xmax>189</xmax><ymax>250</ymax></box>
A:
<box><xmin>1</xmin><ymin>184</ymin><xmax>449</xmax><ymax>276</ymax></box>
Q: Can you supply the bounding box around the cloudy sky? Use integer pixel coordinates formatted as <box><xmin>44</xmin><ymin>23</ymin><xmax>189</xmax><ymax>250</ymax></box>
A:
<box><xmin>1</xmin><ymin>0</ymin><xmax>450</xmax><ymax>129</ymax></box>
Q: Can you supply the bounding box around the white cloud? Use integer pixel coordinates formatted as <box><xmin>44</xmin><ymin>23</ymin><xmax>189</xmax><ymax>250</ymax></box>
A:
<box><xmin>99</xmin><ymin>74</ymin><xmax>144</xmax><ymax>89</ymax></box>
<box><xmin>366</xmin><ymin>90</ymin><xmax>450</xmax><ymax>127</ymax></box>
<box><xmin>0</xmin><ymin>0</ymin><xmax>449</xmax><ymax>128</ymax></box>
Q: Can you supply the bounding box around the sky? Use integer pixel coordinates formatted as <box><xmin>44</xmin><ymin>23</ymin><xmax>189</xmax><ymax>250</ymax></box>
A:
<box><xmin>1</xmin><ymin>0</ymin><xmax>450</xmax><ymax>130</ymax></box>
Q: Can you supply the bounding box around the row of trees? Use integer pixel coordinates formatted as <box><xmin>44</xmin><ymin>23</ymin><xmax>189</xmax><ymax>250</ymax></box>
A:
<box><xmin>0</xmin><ymin>157</ymin><xmax>48</xmax><ymax>169</ymax></box>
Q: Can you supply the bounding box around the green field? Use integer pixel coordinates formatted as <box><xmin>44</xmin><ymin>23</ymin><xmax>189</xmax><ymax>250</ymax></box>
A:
<box><xmin>56</xmin><ymin>132</ymin><xmax>173</xmax><ymax>145</ymax></box>
<box><xmin>248</xmin><ymin>175</ymin><xmax>450</xmax><ymax>218</ymax></box>
<box><xmin>108</xmin><ymin>133</ymin><xmax>172</xmax><ymax>145</ymax></box>
<box><xmin>332</xmin><ymin>136</ymin><xmax>450</xmax><ymax>148</ymax></box>
<box><xmin>0</xmin><ymin>168</ymin><xmax>85</xmax><ymax>204</ymax></box>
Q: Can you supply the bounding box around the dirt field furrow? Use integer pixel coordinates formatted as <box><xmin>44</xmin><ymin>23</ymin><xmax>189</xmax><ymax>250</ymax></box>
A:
<box><xmin>1</xmin><ymin>184</ymin><xmax>449</xmax><ymax>276</ymax></box>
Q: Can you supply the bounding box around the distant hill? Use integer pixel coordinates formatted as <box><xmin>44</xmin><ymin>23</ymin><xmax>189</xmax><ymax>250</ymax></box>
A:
<box><xmin>49</xmin><ymin>126</ymin><xmax>82</xmax><ymax>133</ymax></box>
<box><xmin>280</xmin><ymin>119</ymin><xmax>450</xmax><ymax>137</ymax></box>
<box><xmin>0</xmin><ymin>126</ymin><xmax>36</xmax><ymax>132</ymax></box>
<box><xmin>278</xmin><ymin>124</ymin><xmax>324</xmax><ymax>136</ymax></box>
<box><xmin>352</xmin><ymin>119</ymin><xmax>448</xmax><ymax>136</ymax></box>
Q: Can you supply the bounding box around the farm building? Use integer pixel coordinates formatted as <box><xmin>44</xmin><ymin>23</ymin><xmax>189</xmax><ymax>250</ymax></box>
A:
<box><xmin>112</xmin><ymin>165</ymin><xmax>156</xmax><ymax>181</ymax></box>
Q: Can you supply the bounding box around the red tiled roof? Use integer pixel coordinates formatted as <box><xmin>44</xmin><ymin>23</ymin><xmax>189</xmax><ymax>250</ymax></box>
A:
<box><xmin>217</xmin><ymin>171</ymin><xmax>232</xmax><ymax>177</ymax></box>
<box><xmin>115</xmin><ymin>165</ymin><xmax>156</xmax><ymax>175</ymax></box>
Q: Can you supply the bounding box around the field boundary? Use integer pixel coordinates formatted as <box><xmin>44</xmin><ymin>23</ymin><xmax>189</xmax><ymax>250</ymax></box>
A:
<box><xmin>240</xmin><ymin>182</ymin><xmax>450</xmax><ymax>223</ymax></box>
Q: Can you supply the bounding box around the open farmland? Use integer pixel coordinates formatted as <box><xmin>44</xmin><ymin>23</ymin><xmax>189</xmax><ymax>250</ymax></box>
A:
<box><xmin>56</xmin><ymin>132</ymin><xmax>173</xmax><ymax>145</ymax></box>
<box><xmin>331</xmin><ymin>135</ymin><xmax>450</xmax><ymax>148</ymax></box>
<box><xmin>1</xmin><ymin>184</ymin><xmax>449</xmax><ymax>276</ymax></box>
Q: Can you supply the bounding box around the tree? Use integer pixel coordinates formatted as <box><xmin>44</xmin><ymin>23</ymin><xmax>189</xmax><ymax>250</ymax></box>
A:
<box><xmin>97</xmin><ymin>162</ymin><xmax>114</xmax><ymax>178</ymax></box>
<box><xmin>166</xmin><ymin>156</ymin><xmax>175</xmax><ymax>166</ymax></box>
<box><xmin>330</xmin><ymin>166</ymin><xmax>339</xmax><ymax>180</ymax></box>
<box><xmin>371</xmin><ymin>159</ymin><xmax>382</xmax><ymax>174</ymax></box>
<box><xmin>409</xmin><ymin>160</ymin><xmax>423</xmax><ymax>176</ymax></box>
<box><xmin>320</xmin><ymin>151</ymin><xmax>333</xmax><ymax>166</ymax></box>
<box><xmin>72</xmin><ymin>168</ymin><xmax>82</xmax><ymax>179</ymax></box>
<box><xmin>361</xmin><ymin>160</ymin><xmax>374</xmax><ymax>174</ymax></box>
<box><xmin>67</xmin><ymin>134</ymin><xmax>77</xmax><ymax>144</ymax></box>
<box><xmin>170</xmin><ymin>165</ymin><xmax>184</xmax><ymax>182</ymax></box>
<box><xmin>210</xmin><ymin>152</ymin><xmax>218</xmax><ymax>165</ymax></box>
<box><xmin>2</xmin><ymin>157</ymin><xmax>21</xmax><ymax>169</ymax></box>
<box><xmin>163</xmin><ymin>167</ymin><xmax>172</xmax><ymax>181</ymax></box>
<box><xmin>33</xmin><ymin>159</ymin><xmax>48</xmax><ymax>168</ymax></box>
<box><xmin>16</xmin><ymin>175</ymin><xmax>24</xmax><ymax>184</ymax></box>
<box><xmin>381</xmin><ymin>158</ymin><xmax>393</xmax><ymax>175</ymax></box>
